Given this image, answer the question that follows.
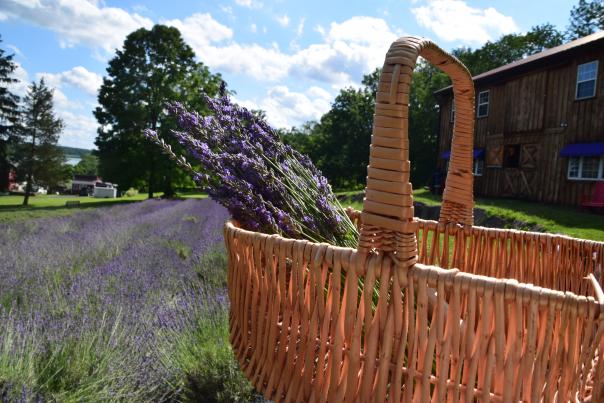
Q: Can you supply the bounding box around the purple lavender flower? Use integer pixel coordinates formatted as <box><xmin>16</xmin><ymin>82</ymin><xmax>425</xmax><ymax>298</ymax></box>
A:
<box><xmin>145</xmin><ymin>93</ymin><xmax>358</xmax><ymax>247</ymax></box>
<box><xmin>0</xmin><ymin>199</ymin><xmax>240</xmax><ymax>401</ymax></box>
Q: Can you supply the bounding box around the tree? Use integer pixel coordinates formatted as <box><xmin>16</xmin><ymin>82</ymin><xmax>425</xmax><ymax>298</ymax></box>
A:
<box><xmin>0</xmin><ymin>36</ymin><xmax>21</xmax><ymax>192</ymax></box>
<box><xmin>408</xmin><ymin>61</ymin><xmax>451</xmax><ymax>185</ymax></box>
<box><xmin>95</xmin><ymin>25</ymin><xmax>223</xmax><ymax>198</ymax></box>
<box><xmin>567</xmin><ymin>0</ymin><xmax>604</xmax><ymax>39</ymax></box>
<box><xmin>73</xmin><ymin>153</ymin><xmax>99</xmax><ymax>176</ymax></box>
<box><xmin>18</xmin><ymin>79</ymin><xmax>64</xmax><ymax>205</ymax></box>
<box><xmin>453</xmin><ymin>24</ymin><xmax>564</xmax><ymax>76</ymax></box>
<box><xmin>32</xmin><ymin>142</ymin><xmax>71</xmax><ymax>192</ymax></box>
<box><xmin>314</xmin><ymin>84</ymin><xmax>375</xmax><ymax>189</ymax></box>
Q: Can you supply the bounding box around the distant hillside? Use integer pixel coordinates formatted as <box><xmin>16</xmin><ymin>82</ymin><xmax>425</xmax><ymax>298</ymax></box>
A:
<box><xmin>58</xmin><ymin>146</ymin><xmax>93</xmax><ymax>158</ymax></box>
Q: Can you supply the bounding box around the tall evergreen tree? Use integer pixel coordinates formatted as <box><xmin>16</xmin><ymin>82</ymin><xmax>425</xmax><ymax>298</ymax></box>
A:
<box><xmin>94</xmin><ymin>25</ymin><xmax>223</xmax><ymax>198</ymax></box>
<box><xmin>19</xmin><ymin>79</ymin><xmax>64</xmax><ymax>205</ymax></box>
<box><xmin>567</xmin><ymin>0</ymin><xmax>604</xmax><ymax>39</ymax></box>
<box><xmin>0</xmin><ymin>36</ymin><xmax>21</xmax><ymax>192</ymax></box>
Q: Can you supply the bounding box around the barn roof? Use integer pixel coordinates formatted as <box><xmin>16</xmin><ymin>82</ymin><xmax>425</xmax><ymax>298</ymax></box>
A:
<box><xmin>435</xmin><ymin>30</ymin><xmax>604</xmax><ymax>95</ymax></box>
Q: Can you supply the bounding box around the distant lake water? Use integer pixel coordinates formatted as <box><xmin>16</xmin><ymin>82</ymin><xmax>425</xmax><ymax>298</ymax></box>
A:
<box><xmin>66</xmin><ymin>156</ymin><xmax>81</xmax><ymax>165</ymax></box>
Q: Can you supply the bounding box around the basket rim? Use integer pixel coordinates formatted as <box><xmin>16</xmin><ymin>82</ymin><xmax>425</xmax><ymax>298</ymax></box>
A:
<box><xmin>224</xmin><ymin>220</ymin><xmax>604</xmax><ymax>314</ymax></box>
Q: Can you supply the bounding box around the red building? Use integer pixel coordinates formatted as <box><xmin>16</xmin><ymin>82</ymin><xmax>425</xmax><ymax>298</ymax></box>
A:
<box><xmin>72</xmin><ymin>174</ymin><xmax>102</xmax><ymax>195</ymax></box>
<box><xmin>7</xmin><ymin>168</ymin><xmax>17</xmax><ymax>191</ymax></box>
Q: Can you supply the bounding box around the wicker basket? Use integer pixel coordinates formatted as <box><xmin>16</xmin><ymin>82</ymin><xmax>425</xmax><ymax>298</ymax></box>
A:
<box><xmin>224</xmin><ymin>36</ymin><xmax>604</xmax><ymax>402</ymax></box>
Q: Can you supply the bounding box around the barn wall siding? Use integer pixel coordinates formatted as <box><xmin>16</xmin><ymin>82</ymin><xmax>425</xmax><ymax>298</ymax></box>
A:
<box><xmin>436</xmin><ymin>45</ymin><xmax>604</xmax><ymax>206</ymax></box>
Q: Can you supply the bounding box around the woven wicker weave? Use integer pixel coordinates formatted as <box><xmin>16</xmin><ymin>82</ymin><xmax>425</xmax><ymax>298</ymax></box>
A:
<box><xmin>224</xmin><ymin>36</ymin><xmax>604</xmax><ymax>402</ymax></box>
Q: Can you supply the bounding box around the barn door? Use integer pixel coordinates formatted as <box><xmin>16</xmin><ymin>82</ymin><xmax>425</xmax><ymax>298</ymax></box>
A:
<box><xmin>502</xmin><ymin>169</ymin><xmax>519</xmax><ymax>197</ymax></box>
<box><xmin>518</xmin><ymin>144</ymin><xmax>540</xmax><ymax>199</ymax></box>
<box><xmin>518</xmin><ymin>171</ymin><xmax>536</xmax><ymax>198</ymax></box>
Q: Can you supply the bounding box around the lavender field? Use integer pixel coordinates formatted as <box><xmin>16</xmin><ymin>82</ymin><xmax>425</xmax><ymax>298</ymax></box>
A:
<box><xmin>0</xmin><ymin>199</ymin><xmax>255</xmax><ymax>402</ymax></box>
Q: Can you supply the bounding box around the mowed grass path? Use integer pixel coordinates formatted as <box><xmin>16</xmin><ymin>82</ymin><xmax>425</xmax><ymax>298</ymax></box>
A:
<box><xmin>0</xmin><ymin>192</ymin><xmax>207</xmax><ymax>222</ymax></box>
<box><xmin>340</xmin><ymin>189</ymin><xmax>604</xmax><ymax>242</ymax></box>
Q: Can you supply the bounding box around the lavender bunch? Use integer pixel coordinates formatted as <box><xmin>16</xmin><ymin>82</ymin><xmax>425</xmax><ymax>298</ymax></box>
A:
<box><xmin>145</xmin><ymin>92</ymin><xmax>359</xmax><ymax>248</ymax></box>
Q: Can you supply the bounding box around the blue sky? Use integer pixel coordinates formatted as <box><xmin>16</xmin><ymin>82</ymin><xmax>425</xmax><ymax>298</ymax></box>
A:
<box><xmin>0</xmin><ymin>0</ymin><xmax>576</xmax><ymax>149</ymax></box>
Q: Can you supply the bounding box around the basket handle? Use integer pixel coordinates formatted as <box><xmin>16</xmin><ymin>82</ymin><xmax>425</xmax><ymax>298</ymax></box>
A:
<box><xmin>358</xmin><ymin>36</ymin><xmax>475</xmax><ymax>262</ymax></box>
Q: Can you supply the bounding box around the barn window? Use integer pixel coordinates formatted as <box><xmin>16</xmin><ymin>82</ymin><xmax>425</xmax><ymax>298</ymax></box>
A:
<box><xmin>503</xmin><ymin>144</ymin><xmax>521</xmax><ymax>168</ymax></box>
<box><xmin>567</xmin><ymin>156</ymin><xmax>604</xmax><ymax>180</ymax></box>
<box><xmin>568</xmin><ymin>158</ymin><xmax>580</xmax><ymax>178</ymax></box>
<box><xmin>477</xmin><ymin>90</ymin><xmax>489</xmax><ymax>117</ymax></box>
<box><xmin>576</xmin><ymin>61</ymin><xmax>598</xmax><ymax>100</ymax></box>
<box><xmin>474</xmin><ymin>159</ymin><xmax>484</xmax><ymax>176</ymax></box>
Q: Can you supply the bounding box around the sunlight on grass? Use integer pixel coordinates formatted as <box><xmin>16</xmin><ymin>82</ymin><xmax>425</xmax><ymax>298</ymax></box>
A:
<box><xmin>339</xmin><ymin>188</ymin><xmax>604</xmax><ymax>242</ymax></box>
<box><xmin>0</xmin><ymin>192</ymin><xmax>208</xmax><ymax>222</ymax></box>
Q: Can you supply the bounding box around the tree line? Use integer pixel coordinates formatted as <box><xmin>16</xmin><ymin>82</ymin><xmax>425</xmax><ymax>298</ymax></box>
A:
<box><xmin>1</xmin><ymin>0</ymin><xmax>601</xmax><ymax>200</ymax></box>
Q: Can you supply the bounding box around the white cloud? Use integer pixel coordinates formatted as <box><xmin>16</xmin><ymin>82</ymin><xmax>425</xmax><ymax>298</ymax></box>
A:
<box><xmin>0</xmin><ymin>0</ymin><xmax>153</xmax><ymax>53</ymax></box>
<box><xmin>58</xmin><ymin>109</ymin><xmax>99</xmax><ymax>148</ymax></box>
<box><xmin>412</xmin><ymin>0</ymin><xmax>518</xmax><ymax>44</ymax></box>
<box><xmin>296</xmin><ymin>17</ymin><xmax>305</xmax><ymax>36</ymax></box>
<box><xmin>131</xmin><ymin>4</ymin><xmax>149</xmax><ymax>14</ymax></box>
<box><xmin>8</xmin><ymin>62</ymin><xmax>30</xmax><ymax>97</ymax></box>
<box><xmin>250</xmin><ymin>23</ymin><xmax>257</xmax><ymax>33</ymax></box>
<box><xmin>290</xmin><ymin>17</ymin><xmax>396</xmax><ymax>85</ymax></box>
<box><xmin>163</xmin><ymin>13</ymin><xmax>289</xmax><ymax>81</ymax></box>
<box><xmin>37</xmin><ymin>66</ymin><xmax>102</xmax><ymax>97</ymax></box>
<box><xmin>276</xmin><ymin>14</ymin><xmax>289</xmax><ymax>27</ymax></box>
<box><xmin>237</xmin><ymin>85</ymin><xmax>333</xmax><ymax>129</ymax></box>
<box><xmin>167</xmin><ymin>14</ymin><xmax>396</xmax><ymax>86</ymax></box>
<box><xmin>162</xmin><ymin>13</ymin><xmax>233</xmax><ymax>53</ymax></box>
<box><xmin>234</xmin><ymin>0</ymin><xmax>262</xmax><ymax>9</ymax></box>
<box><xmin>289</xmin><ymin>17</ymin><xmax>305</xmax><ymax>50</ymax></box>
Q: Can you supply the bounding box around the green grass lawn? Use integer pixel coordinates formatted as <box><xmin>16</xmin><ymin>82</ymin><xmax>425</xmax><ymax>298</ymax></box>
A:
<box><xmin>0</xmin><ymin>192</ymin><xmax>207</xmax><ymax>222</ymax></box>
<box><xmin>339</xmin><ymin>188</ymin><xmax>604</xmax><ymax>242</ymax></box>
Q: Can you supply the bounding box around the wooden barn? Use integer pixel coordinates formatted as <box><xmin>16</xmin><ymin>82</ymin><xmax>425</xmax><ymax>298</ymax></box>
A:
<box><xmin>435</xmin><ymin>31</ymin><xmax>604</xmax><ymax>205</ymax></box>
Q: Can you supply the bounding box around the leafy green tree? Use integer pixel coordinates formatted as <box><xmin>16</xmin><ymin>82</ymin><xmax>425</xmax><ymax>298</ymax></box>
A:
<box><xmin>94</xmin><ymin>25</ymin><xmax>223</xmax><ymax>198</ymax></box>
<box><xmin>408</xmin><ymin>61</ymin><xmax>450</xmax><ymax>185</ymax></box>
<box><xmin>282</xmin><ymin>66</ymin><xmax>445</xmax><ymax>189</ymax></box>
<box><xmin>313</xmin><ymin>83</ymin><xmax>375</xmax><ymax>189</ymax></box>
<box><xmin>567</xmin><ymin>0</ymin><xmax>604</xmax><ymax>39</ymax></box>
<box><xmin>18</xmin><ymin>79</ymin><xmax>64</xmax><ymax>205</ymax></box>
<box><xmin>453</xmin><ymin>24</ymin><xmax>564</xmax><ymax>76</ymax></box>
<box><xmin>0</xmin><ymin>36</ymin><xmax>21</xmax><ymax>192</ymax></box>
<box><xmin>279</xmin><ymin>121</ymin><xmax>320</xmax><ymax>161</ymax></box>
<box><xmin>73</xmin><ymin>153</ymin><xmax>99</xmax><ymax>176</ymax></box>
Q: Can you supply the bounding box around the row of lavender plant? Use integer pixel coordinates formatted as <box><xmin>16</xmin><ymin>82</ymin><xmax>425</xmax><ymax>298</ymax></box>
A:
<box><xmin>0</xmin><ymin>199</ymin><xmax>255</xmax><ymax>401</ymax></box>
<box><xmin>145</xmin><ymin>90</ymin><xmax>359</xmax><ymax>248</ymax></box>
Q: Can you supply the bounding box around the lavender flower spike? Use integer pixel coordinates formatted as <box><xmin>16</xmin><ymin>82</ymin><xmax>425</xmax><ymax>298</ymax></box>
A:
<box><xmin>146</xmin><ymin>94</ymin><xmax>359</xmax><ymax>248</ymax></box>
